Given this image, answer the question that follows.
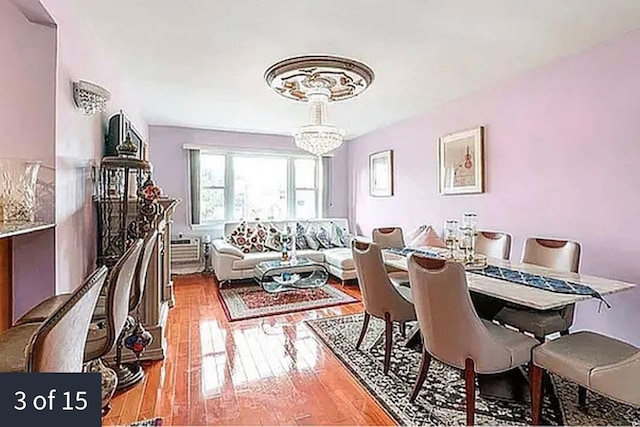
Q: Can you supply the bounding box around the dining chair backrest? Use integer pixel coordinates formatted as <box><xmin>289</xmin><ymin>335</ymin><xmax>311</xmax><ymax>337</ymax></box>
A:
<box><xmin>372</xmin><ymin>227</ymin><xmax>405</xmax><ymax>249</ymax></box>
<box><xmin>27</xmin><ymin>266</ymin><xmax>108</xmax><ymax>372</ymax></box>
<box><xmin>408</xmin><ymin>254</ymin><xmax>515</xmax><ymax>373</ymax></box>
<box><xmin>130</xmin><ymin>229</ymin><xmax>159</xmax><ymax>313</ymax></box>
<box><xmin>352</xmin><ymin>240</ymin><xmax>411</xmax><ymax>320</ymax></box>
<box><xmin>475</xmin><ymin>231</ymin><xmax>512</xmax><ymax>260</ymax></box>
<box><xmin>522</xmin><ymin>238</ymin><xmax>581</xmax><ymax>273</ymax></box>
<box><xmin>86</xmin><ymin>239</ymin><xmax>144</xmax><ymax>361</ymax></box>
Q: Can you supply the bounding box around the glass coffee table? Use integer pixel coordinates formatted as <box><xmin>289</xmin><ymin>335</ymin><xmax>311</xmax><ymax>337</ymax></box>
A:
<box><xmin>253</xmin><ymin>258</ymin><xmax>329</xmax><ymax>293</ymax></box>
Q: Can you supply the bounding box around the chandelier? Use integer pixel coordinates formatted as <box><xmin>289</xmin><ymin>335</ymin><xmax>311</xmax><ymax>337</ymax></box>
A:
<box><xmin>265</xmin><ymin>55</ymin><xmax>374</xmax><ymax>156</ymax></box>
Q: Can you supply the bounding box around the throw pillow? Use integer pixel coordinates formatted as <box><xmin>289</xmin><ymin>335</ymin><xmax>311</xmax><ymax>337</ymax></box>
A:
<box><xmin>330</xmin><ymin>222</ymin><xmax>346</xmax><ymax>247</ymax></box>
<box><xmin>342</xmin><ymin>231</ymin><xmax>356</xmax><ymax>249</ymax></box>
<box><xmin>296</xmin><ymin>221</ymin><xmax>310</xmax><ymax>250</ymax></box>
<box><xmin>248</xmin><ymin>222</ymin><xmax>268</xmax><ymax>252</ymax></box>
<box><xmin>227</xmin><ymin>221</ymin><xmax>253</xmax><ymax>253</ymax></box>
<box><xmin>304</xmin><ymin>226</ymin><xmax>321</xmax><ymax>251</ymax></box>
<box><xmin>408</xmin><ymin>225</ymin><xmax>447</xmax><ymax>249</ymax></box>
<box><xmin>264</xmin><ymin>223</ymin><xmax>283</xmax><ymax>252</ymax></box>
<box><xmin>316</xmin><ymin>226</ymin><xmax>333</xmax><ymax>249</ymax></box>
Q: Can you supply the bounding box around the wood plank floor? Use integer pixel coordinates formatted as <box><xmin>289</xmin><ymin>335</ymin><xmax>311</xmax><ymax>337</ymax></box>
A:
<box><xmin>103</xmin><ymin>274</ymin><xmax>395</xmax><ymax>426</ymax></box>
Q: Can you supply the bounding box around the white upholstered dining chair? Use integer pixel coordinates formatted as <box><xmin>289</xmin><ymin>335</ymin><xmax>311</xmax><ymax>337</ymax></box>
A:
<box><xmin>494</xmin><ymin>237</ymin><xmax>581</xmax><ymax>342</ymax></box>
<box><xmin>407</xmin><ymin>254</ymin><xmax>538</xmax><ymax>425</ymax></box>
<box><xmin>352</xmin><ymin>240</ymin><xmax>416</xmax><ymax>374</ymax></box>
<box><xmin>372</xmin><ymin>227</ymin><xmax>405</xmax><ymax>249</ymax></box>
<box><xmin>475</xmin><ymin>231</ymin><xmax>512</xmax><ymax>260</ymax></box>
<box><xmin>530</xmin><ymin>331</ymin><xmax>640</xmax><ymax>424</ymax></box>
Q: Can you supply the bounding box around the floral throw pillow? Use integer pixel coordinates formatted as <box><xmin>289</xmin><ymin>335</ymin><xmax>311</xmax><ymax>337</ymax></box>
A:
<box><xmin>227</xmin><ymin>221</ymin><xmax>253</xmax><ymax>253</ymax></box>
<box><xmin>248</xmin><ymin>222</ymin><xmax>268</xmax><ymax>252</ymax></box>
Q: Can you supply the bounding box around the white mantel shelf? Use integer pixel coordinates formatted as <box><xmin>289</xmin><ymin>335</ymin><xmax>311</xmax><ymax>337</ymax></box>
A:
<box><xmin>0</xmin><ymin>222</ymin><xmax>55</xmax><ymax>239</ymax></box>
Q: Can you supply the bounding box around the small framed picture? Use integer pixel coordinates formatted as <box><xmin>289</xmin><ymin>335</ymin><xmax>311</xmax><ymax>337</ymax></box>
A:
<box><xmin>369</xmin><ymin>150</ymin><xmax>394</xmax><ymax>197</ymax></box>
<box><xmin>438</xmin><ymin>126</ymin><xmax>485</xmax><ymax>195</ymax></box>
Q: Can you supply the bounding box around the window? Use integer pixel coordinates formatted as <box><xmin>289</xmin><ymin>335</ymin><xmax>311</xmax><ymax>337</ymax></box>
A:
<box><xmin>200</xmin><ymin>154</ymin><xmax>225</xmax><ymax>222</ymax></box>
<box><xmin>232</xmin><ymin>156</ymin><xmax>288</xmax><ymax>220</ymax></box>
<box><xmin>294</xmin><ymin>158</ymin><xmax>317</xmax><ymax>219</ymax></box>
<box><xmin>192</xmin><ymin>150</ymin><xmax>321</xmax><ymax>224</ymax></box>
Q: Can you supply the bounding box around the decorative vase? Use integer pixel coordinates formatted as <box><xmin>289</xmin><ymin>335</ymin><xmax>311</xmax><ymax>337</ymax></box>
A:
<box><xmin>0</xmin><ymin>159</ymin><xmax>41</xmax><ymax>224</ymax></box>
<box><xmin>281</xmin><ymin>230</ymin><xmax>290</xmax><ymax>262</ymax></box>
<box><xmin>124</xmin><ymin>321</ymin><xmax>153</xmax><ymax>356</ymax></box>
<box><xmin>84</xmin><ymin>358</ymin><xmax>118</xmax><ymax>411</ymax></box>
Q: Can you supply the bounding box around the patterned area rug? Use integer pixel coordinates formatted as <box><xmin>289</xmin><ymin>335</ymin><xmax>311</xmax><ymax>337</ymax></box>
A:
<box><xmin>218</xmin><ymin>283</ymin><xmax>358</xmax><ymax>321</ymax></box>
<box><xmin>129</xmin><ymin>418</ymin><xmax>163</xmax><ymax>426</ymax></box>
<box><xmin>306</xmin><ymin>313</ymin><xmax>640</xmax><ymax>426</ymax></box>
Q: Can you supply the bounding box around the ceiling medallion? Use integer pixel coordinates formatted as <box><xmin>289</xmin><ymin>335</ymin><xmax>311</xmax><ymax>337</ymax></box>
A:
<box><xmin>265</xmin><ymin>55</ymin><xmax>375</xmax><ymax>156</ymax></box>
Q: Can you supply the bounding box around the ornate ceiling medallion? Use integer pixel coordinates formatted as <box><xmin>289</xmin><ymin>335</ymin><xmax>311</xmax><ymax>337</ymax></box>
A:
<box><xmin>264</xmin><ymin>55</ymin><xmax>375</xmax><ymax>103</ymax></box>
<box><xmin>265</xmin><ymin>55</ymin><xmax>374</xmax><ymax>156</ymax></box>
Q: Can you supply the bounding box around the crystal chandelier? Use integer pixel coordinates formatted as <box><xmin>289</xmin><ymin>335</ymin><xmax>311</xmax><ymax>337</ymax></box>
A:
<box><xmin>265</xmin><ymin>55</ymin><xmax>374</xmax><ymax>156</ymax></box>
<box><xmin>293</xmin><ymin>85</ymin><xmax>345</xmax><ymax>156</ymax></box>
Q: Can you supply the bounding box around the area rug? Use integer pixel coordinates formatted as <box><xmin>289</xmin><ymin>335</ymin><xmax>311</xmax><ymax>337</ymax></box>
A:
<box><xmin>306</xmin><ymin>313</ymin><xmax>640</xmax><ymax>426</ymax></box>
<box><xmin>218</xmin><ymin>283</ymin><xmax>358</xmax><ymax>321</ymax></box>
<box><xmin>129</xmin><ymin>418</ymin><xmax>162</xmax><ymax>426</ymax></box>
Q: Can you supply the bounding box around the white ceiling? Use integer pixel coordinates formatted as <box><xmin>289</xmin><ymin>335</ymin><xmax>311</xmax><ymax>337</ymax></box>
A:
<box><xmin>70</xmin><ymin>0</ymin><xmax>640</xmax><ymax>138</ymax></box>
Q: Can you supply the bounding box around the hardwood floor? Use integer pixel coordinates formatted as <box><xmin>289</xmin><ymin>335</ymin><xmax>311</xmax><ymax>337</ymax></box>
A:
<box><xmin>103</xmin><ymin>274</ymin><xmax>395</xmax><ymax>426</ymax></box>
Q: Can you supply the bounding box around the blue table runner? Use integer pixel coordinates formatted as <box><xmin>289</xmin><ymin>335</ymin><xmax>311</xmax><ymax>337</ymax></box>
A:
<box><xmin>468</xmin><ymin>265</ymin><xmax>610</xmax><ymax>308</ymax></box>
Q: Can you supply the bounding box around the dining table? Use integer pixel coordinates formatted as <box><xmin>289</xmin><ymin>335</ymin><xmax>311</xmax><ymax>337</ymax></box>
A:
<box><xmin>382</xmin><ymin>247</ymin><xmax>637</xmax><ymax>402</ymax></box>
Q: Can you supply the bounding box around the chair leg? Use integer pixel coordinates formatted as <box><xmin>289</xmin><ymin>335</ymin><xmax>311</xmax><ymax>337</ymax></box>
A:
<box><xmin>400</xmin><ymin>321</ymin><xmax>406</xmax><ymax>338</ymax></box>
<box><xmin>355</xmin><ymin>312</ymin><xmax>370</xmax><ymax>350</ymax></box>
<box><xmin>530</xmin><ymin>363</ymin><xmax>544</xmax><ymax>425</ymax></box>
<box><xmin>383</xmin><ymin>312</ymin><xmax>392</xmax><ymax>374</ymax></box>
<box><xmin>464</xmin><ymin>358</ymin><xmax>476</xmax><ymax>426</ymax></box>
<box><xmin>409</xmin><ymin>349</ymin><xmax>431</xmax><ymax>402</ymax></box>
<box><xmin>578</xmin><ymin>385</ymin><xmax>587</xmax><ymax>407</ymax></box>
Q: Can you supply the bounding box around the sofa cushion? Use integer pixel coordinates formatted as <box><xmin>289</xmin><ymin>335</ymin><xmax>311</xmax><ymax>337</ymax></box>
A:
<box><xmin>323</xmin><ymin>247</ymin><xmax>355</xmax><ymax>270</ymax></box>
<box><xmin>264</xmin><ymin>223</ymin><xmax>283</xmax><ymax>252</ymax></box>
<box><xmin>304</xmin><ymin>227</ymin><xmax>321</xmax><ymax>250</ymax></box>
<box><xmin>316</xmin><ymin>225</ymin><xmax>333</xmax><ymax>249</ymax></box>
<box><xmin>232</xmin><ymin>249</ymin><xmax>324</xmax><ymax>270</ymax></box>
<box><xmin>248</xmin><ymin>222</ymin><xmax>268</xmax><ymax>252</ymax></box>
<box><xmin>295</xmin><ymin>222</ymin><xmax>310</xmax><ymax>250</ymax></box>
<box><xmin>226</xmin><ymin>221</ymin><xmax>253</xmax><ymax>253</ymax></box>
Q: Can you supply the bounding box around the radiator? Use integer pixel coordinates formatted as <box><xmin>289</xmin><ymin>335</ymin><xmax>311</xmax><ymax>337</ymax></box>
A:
<box><xmin>170</xmin><ymin>237</ymin><xmax>201</xmax><ymax>263</ymax></box>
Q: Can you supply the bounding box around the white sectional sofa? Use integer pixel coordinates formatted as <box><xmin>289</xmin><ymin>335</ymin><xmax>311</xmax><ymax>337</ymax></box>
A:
<box><xmin>212</xmin><ymin>218</ymin><xmax>359</xmax><ymax>285</ymax></box>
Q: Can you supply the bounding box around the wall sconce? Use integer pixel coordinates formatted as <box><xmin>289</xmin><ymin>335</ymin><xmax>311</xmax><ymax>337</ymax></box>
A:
<box><xmin>73</xmin><ymin>80</ymin><xmax>111</xmax><ymax>115</ymax></box>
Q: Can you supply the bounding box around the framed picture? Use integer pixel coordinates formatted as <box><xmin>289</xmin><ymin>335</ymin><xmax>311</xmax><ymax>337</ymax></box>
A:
<box><xmin>369</xmin><ymin>150</ymin><xmax>394</xmax><ymax>197</ymax></box>
<box><xmin>438</xmin><ymin>126</ymin><xmax>484</xmax><ymax>195</ymax></box>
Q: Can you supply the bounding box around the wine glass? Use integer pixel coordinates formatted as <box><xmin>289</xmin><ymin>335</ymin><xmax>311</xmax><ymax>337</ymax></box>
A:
<box><xmin>444</xmin><ymin>220</ymin><xmax>458</xmax><ymax>259</ymax></box>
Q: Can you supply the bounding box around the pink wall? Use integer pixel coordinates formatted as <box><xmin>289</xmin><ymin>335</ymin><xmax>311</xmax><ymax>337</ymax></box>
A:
<box><xmin>348</xmin><ymin>30</ymin><xmax>640</xmax><ymax>345</ymax></box>
<box><xmin>149</xmin><ymin>125</ymin><xmax>349</xmax><ymax>237</ymax></box>
<box><xmin>40</xmin><ymin>0</ymin><xmax>148</xmax><ymax>294</ymax></box>
<box><xmin>1</xmin><ymin>0</ymin><xmax>57</xmax><ymax>319</ymax></box>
